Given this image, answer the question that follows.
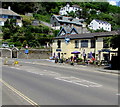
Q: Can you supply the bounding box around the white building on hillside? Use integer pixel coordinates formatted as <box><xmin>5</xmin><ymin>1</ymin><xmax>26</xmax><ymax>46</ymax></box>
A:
<box><xmin>88</xmin><ymin>19</ymin><xmax>111</xmax><ymax>31</ymax></box>
<box><xmin>59</xmin><ymin>3</ymin><xmax>82</xmax><ymax>15</ymax></box>
<box><xmin>0</xmin><ymin>7</ymin><xmax>22</xmax><ymax>27</ymax></box>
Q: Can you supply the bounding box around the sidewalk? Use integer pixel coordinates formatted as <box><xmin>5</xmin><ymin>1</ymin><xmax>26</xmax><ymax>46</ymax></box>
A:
<box><xmin>47</xmin><ymin>59</ymin><xmax>120</xmax><ymax>74</ymax></box>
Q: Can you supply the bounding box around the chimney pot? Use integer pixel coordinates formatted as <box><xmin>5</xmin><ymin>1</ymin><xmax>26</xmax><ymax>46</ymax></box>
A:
<box><xmin>8</xmin><ymin>6</ymin><xmax>11</xmax><ymax>10</ymax></box>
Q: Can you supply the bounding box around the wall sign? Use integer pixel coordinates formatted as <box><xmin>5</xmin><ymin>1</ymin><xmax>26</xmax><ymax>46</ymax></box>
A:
<box><xmin>56</xmin><ymin>49</ymin><xmax>61</xmax><ymax>51</ymax></box>
<box><xmin>65</xmin><ymin>37</ymin><xmax>70</xmax><ymax>44</ymax></box>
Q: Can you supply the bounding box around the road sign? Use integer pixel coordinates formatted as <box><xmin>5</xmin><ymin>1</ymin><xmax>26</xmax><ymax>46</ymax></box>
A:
<box><xmin>25</xmin><ymin>49</ymin><xmax>29</xmax><ymax>54</ymax></box>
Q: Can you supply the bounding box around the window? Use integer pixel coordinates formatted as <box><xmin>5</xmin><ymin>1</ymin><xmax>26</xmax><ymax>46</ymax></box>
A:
<box><xmin>81</xmin><ymin>40</ymin><xmax>88</xmax><ymax>48</ymax></box>
<box><xmin>75</xmin><ymin>40</ymin><xmax>79</xmax><ymax>48</ymax></box>
<box><xmin>0</xmin><ymin>21</ymin><xmax>2</xmax><ymax>24</ymax></box>
<box><xmin>91</xmin><ymin>39</ymin><xmax>95</xmax><ymax>48</ymax></box>
<box><xmin>3</xmin><ymin>15</ymin><xmax>8</xmax><ymax>18</ymax></box>
<box><xmin>57</xmin><ymin>40</ymin><xmax>61</xmax><ymax>48</ymax></box>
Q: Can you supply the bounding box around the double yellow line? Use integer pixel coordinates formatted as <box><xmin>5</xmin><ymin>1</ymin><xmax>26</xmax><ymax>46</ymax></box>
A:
<box><xmin>0</xmin><ymin>79</ymin><xmax>40</xmax><ymax>107</ymax></box>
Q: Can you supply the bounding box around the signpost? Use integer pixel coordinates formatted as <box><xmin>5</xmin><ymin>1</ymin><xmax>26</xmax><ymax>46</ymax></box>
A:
<box><xmin>25</xmin><ymin>49</ymin><xmax>29</xmax><ymax>59</ymax></box>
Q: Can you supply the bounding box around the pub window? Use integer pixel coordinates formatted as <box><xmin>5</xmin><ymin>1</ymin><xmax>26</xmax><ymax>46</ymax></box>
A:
<box><xmin>57</xmin><ymin>40</ymin><xmax>61</xmax><ymax>48</ymax></box>
<box><xmin>91</xmin><ymin>39</ymin><xmax>95</xmax><ymax>48</ymax></box>
<box><xmin>75</xmin><ymin>40</ymin><xmax>79</xmax><ymax>48</ymax></box>
<box><xmin>81</xmin><ymin>40</ymin><xmax>88</xmax><ymax>48</ymax></box>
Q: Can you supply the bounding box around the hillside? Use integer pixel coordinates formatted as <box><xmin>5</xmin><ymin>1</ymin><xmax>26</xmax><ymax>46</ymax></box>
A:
<box><xmin>2</xmin><ymin>2</ymin><xmax>120</xmax><ymax>30</ymax></box>
<box><xmin>1</xmin><ymin>2</ymin><xmax>120</xmax><ymax>48</ymax></box>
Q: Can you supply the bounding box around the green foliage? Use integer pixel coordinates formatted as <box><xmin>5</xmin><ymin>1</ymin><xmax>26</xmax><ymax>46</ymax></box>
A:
<box><xmin>67</xmin><ymin>11</ymin><xmax>77</xmax><ymax>18</ymax></box>
<box><xmin>33</xmin><ymin>14</ymin><xmax>51</xmax><ymax>23</ymax></box>
<box><xmin>21</xmin><ymin>15</ymin><xmax>34</xmax><ymax>26</ymax></box>
<box><xmin>2</xmin><ymin>2</ymin><xmax>120</xmax><ymax>48</ymax></box>
<box><xmin>2</xmin><ymin>18</ymin><xmax>54</xmax><ymax>48</ymax></box>
<box><xmin>110</xmin><ymin>35</ymin><xmax>120</xmax><ymax>49</ymax></box>
<box><xmin>53</xmin><ymin>30</ymin><xmax>60</xmax><ymax>37</ymax></box>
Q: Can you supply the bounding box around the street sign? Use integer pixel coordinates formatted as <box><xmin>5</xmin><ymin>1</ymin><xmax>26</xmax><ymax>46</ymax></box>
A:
<box><xmin>25</xmin><ymin>49</ymin><xmax>29</xmax><ymax>54</ymax></box>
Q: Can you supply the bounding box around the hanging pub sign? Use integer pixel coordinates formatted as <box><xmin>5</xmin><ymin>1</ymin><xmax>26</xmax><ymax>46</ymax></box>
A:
<box><xmin>65</xmin><ymin>37</ymin><xmax>70</xmax><ymax>44</ymax></box>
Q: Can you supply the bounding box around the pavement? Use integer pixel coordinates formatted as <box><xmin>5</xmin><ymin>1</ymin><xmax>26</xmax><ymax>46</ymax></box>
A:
<box><xmin>46</xmin><ymin>59</ymin><xmax>120</xmax><ymax>74</ymax></box>
<box><xmin>2</xmin><ymin>58</ymin><xmax>120</xmax><ymax>74</ymax></box>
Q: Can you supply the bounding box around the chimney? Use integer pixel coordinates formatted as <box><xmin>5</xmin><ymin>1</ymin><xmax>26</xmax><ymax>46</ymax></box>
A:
<box><xmin>8</xmin><ymin>6</ymin><xmax>11</xmax><ymax>10</ymax></box>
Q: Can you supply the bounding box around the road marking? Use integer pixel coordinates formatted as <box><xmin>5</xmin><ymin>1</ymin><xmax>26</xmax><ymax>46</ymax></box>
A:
<box><xmin>116</xmin><ymin>93</ymin><xmax>120</xmax><ymax>96</ymax></box>
<box><xmin>0</xmin><ymin>79</ymin><xmax>40</xmax><ymax>107</ymax></box>
<box><xmin>19</xmin><ymin>61</ymin><xmax>119</xmax><ymax>76</ymax></box>
<box><xmin>55</xmin><ymin>76</ymin><xmax>102</xmax><ymax>87</ymax></box>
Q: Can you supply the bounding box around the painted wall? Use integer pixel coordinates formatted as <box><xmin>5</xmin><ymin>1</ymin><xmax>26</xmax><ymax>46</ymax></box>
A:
<box><xmin>88</xmin><ymin>20</ymin><xmax>111</xmax><ymax>31</ymax></box>
<box><xmin>52</xmin><ymin>37</ymin><xmax>117</xmax><ymax>61</ymax></box>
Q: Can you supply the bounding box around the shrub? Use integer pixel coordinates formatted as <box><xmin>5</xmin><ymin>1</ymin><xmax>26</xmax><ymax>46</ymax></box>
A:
<box><xmin>77</xmin><ymin>58</ymin><xmax>83</xmax><ymax>62</ymax></box>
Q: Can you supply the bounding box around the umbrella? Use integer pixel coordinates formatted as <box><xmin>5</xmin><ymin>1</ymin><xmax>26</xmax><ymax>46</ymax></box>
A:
<box><xmin>71</xmin><ymin>51</ymin><xmax>80</xmax><ymax>54</ymax></box>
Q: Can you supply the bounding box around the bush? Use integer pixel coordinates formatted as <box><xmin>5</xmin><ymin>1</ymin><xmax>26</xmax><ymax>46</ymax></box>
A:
<box><xmin>77</xmin><ymin>58</ymin><xmax>83</xmax><ymax>62</ymax></box>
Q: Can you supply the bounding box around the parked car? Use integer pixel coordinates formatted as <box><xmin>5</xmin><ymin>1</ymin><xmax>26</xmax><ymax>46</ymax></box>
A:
<box><xmin>2</xmin><ymin>42</ymin><xmax>9</xmax><ymax>48</ymax></box>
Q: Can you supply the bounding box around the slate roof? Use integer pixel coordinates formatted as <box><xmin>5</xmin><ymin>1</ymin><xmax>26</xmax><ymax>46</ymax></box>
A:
<box><xmin>55</xmin><ymin>30</ymin><xmax>120</xmax><ymax>39</ymax></box>
<box><xmin>94</xmin><ymin>19</ymin><xmax>110</xmax><ymax>25</ymax></box>
<box><xmin>57</xmin><ymin>27</ymin><xmax>78</xmax><ymax>36</ymax></box>
<box><xmin>53</xmin><ymin>15</ymin><xmax>83</xmax><ymax>26</ymax></box>
<box><xmin>72</xmin><ymin>4</ymin><xmax>80</xmax><ymax>8</ymax></box>
<box><xmin>0</xmin><ymin>8</ymin><xmax>20</xmax><ymax>16</ymax></box>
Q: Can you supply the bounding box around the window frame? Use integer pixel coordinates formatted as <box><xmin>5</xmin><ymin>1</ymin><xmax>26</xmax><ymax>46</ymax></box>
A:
<box><xmin>75</xmin><ymin>40</ymin><xmax>79</xmax><ymax>48</ymax></box>
<box><xmin>81</xmin><ymin>40</ymin><xmax>88</xmax><ymax>48</ymax></box>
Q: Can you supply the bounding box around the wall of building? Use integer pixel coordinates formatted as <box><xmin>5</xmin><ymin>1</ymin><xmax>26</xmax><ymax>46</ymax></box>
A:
<box><xmin>52</xmin><ymin>38</ymin><xmax>117</xmax><ymax>61</ymax></box>
<box><xmin>89</xmin><ymin>20</ymin><xmax>111</xmax><ymax>31</ymax></box>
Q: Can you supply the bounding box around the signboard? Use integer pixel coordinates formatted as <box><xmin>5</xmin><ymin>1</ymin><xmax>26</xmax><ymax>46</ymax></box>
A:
<box><xmin>56</xmin><ymin>49</ymin><xmax>61</xmax><ymax>51</ymax></box>
<box><xmin>65</xmin><ymin>37</ymin><xmax>70</xmax><ymax>44</ymax></box>
<box><xmin>25</xmin><ymin>49</ymin><xmax>29</xmax><ymax>54</ymax></box>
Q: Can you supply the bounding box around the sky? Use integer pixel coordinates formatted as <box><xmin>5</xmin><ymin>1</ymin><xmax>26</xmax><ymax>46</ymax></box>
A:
<box><xmin>108</xmin><ymin>0</ymin><xmax>120</xmax><ymax>5</ymax></box>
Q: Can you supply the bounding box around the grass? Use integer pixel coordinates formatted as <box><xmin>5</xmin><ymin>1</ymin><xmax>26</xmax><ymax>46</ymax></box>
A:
<box><xmin>34</xmin><ymin>14</ymin><xmax>51</xmax><ymax>23</ymax></box>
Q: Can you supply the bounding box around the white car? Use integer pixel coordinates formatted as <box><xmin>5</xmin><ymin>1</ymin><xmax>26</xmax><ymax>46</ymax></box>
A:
<box><xmin>2</xmin><ymin>43</ymin><xmax>9</xmax><ymax>48</ymax></box>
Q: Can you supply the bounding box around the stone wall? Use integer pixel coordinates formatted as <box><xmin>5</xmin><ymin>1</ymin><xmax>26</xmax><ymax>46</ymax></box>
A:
<box><xmin>0</xmin><ymin>48</ymin><xmax>52</xmax><ymax>59</ymax></box>
<box><xmin>18</xmin><ymin>49</ymin><xmax>51</xmax><ymax>59</ymax></box>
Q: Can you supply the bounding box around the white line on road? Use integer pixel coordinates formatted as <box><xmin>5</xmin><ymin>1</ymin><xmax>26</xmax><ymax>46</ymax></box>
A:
<box><xmin>116</xmin><ymin>93</ymin><xmax>120</xmax><ymax>96</ymax></box>
<box><xmin>0</xmin><ymin>79</ymin><xmax>40</xmax><ymax>107</ymax></box>
<box><xmin>5</xmin><ymin>65</ymin><xmax>102</xmax><ymax>88</ymax></box>
<box><xmin>55</xmin><ymin>76</ymin><xmax>102</xmax><ymax>88</ymax></box>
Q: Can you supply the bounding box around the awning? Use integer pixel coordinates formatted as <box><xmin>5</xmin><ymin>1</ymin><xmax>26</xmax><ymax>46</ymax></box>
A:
<box><xmin>71</xmin><ymin>51</ymin><xmax>80</xmax><ymax>54</ymax></box>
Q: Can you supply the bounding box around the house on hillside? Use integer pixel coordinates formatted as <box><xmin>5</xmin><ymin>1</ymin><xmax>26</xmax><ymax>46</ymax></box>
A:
<box><xmin>88</xmin><ymin>19</ymin><xmax>111</xmax><ymax>31</ymax></box>
<box><xmin>52</xmin><ymin>31</ymin><xmax>119</xmax><ymax>62</ymax></box>
<box><xmin>0</xmin><ymin>6</ymin><xmax>22</xmax><ymax>27</ymax></box>
<box><xmin>59</xmin><ymin>3</ymin><xmax>82</xmax><ymax>15</ymax></box>
<box><xmin>50</xmin><ymin>15</ymin><xmax>89</xmax><ymax>34</ymax></box>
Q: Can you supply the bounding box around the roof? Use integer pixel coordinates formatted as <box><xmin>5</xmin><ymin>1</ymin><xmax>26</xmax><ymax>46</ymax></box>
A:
<box><xmin>55</xmin><ymin>30</ymin><xmax>120</xmax><ymax>39</ymax></box>
<box><xmin>0</xmin><ymin>8</ymin><xmax>20</xmax><ymax>16</ymax></box>
<box><xmin>94</xmin><ymin>19</ymin><xmax>110</xmax><ymax>25</ymax></box>
<box><xmin>52</xmin><ymin>15</ymin><xmax>83</xmax><ymax>26</ymax></box>
<box><xmin>72</xmin><ymin>5</ymin><xmax>80</xmax><ymax>8</ymax></box>
<box><xmin>57</xmin><ymin>27</ymin><xmax>78</xmax><ymax>36</ymax></box>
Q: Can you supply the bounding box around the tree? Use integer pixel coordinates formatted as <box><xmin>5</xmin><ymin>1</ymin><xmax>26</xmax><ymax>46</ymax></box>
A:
<box><xmin>110</xmin><ymin>32</ymin><xmax>120</xmax><ymax>70</ymax></box>
<box><xmin>67</xmin><ymin>11</ymin><xmax>76</xmax><ymax>18</ymax></box>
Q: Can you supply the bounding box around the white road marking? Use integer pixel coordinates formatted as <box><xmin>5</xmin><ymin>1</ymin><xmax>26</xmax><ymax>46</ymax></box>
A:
<box><xmin>55</xmin><ymin>76</ymin><xmax>102</xmax><ymax>87</ymax></box>
<box><xmin>116</xmin><ymin>93</ymin><xmax>120</xmax><ymax>96</ymax></box>
<box><xmin>5</xmin><ymin>63</ymin><xmax>102</xmax><ymax>88</ymax></box>
<box><xmin>0</xmin><ymin>79</ymin><xmax>40</xmax><ymax>107</ymax></box>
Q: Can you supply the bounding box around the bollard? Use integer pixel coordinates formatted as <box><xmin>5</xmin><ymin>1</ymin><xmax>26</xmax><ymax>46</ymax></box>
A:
<box><xmin>4</xmin><ymin>57</ymin><xmax>8</xmax><ymax>65</ymax></box>
<box><xmin>13</xmin><ymin>59</ymin><xmax>19</xmax><ymax>66</ymax></box>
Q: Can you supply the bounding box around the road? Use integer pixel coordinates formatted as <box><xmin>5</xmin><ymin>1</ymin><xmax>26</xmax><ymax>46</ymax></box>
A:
<box><xmin>1</xmin><ymin>59</ymin><xmax>119</xmax><ymax>106</ymax></box>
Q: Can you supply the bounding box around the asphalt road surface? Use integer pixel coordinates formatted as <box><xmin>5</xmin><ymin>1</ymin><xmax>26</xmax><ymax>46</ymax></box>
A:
<box><xmin>1</xmin><ymin>59</ymin><xmax>119</xmax><ymax>106</ymax></box>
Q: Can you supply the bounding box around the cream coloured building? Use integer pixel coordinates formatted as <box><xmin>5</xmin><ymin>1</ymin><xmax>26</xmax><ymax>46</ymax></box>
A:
<box><xmin>52</xmin><ymin>31</ymin><xmax>119</xmax><ymax>62</ymax></box>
